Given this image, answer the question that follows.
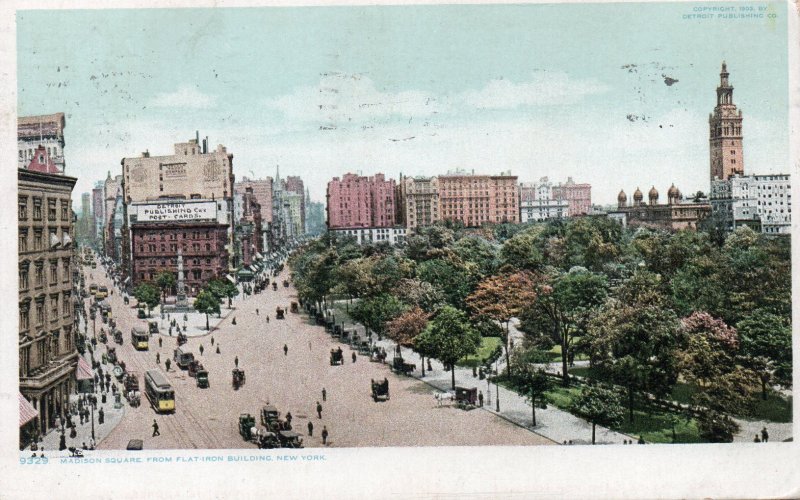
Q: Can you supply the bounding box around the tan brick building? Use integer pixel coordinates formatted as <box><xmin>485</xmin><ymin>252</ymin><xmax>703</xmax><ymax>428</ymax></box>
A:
<box><xmin>399</xmin><ymin>175</ymin><xmax>439</xmax><ymax>230</ymax></box>
<box><xmin>438</xmin><ymin>171</ymin><xmax>519</xmax><ymax>227</ymax></box>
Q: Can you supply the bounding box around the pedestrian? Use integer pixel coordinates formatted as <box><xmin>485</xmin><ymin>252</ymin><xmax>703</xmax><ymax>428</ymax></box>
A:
<box><xmin>105</xmin><ymin>373</ymin><xmax>111</xmax><ymax>385</ymax></box>
<box><xmin>211</xmin><ymin>336</ymin><xmax>215</xmax><ymax>346</ymax></box>
<box><xmin>199</xmin><ymin>344</ymin><xmax>204</xmax><ymax>356</ymax></box>
<box><xmin>266</xmin><ymin>315</ymin><xmax>270</xmax><ymax>323</ymax></box>
<box><xmin>637</xmin><ymin>435</ymin><xmax>645</xmax><ymax>444</ymax></box>
<box><xmin>283</xmin><ymin>344</ymin><xmax>288</xmax><ymax>356</ymax></box>
<box><xmin>152</xmin><ymin>419</ymin><xmax>160</xmax><ymax>437</ymax></box>
<box><xmin>59</xmin><ymin>432</ymin><xmax>67</xmax><ymax>451</ymax></box>
<box><xmin>478</xmin><ymin>391</ymin><xmax>484</xmax><ymax>407</ymax></box>
<box><xmin>321</xmin><ymin>426</ymin><xmax>329</xmax><ymax>445</ymax></box>
<box><xmin>158</xmin><ymin>337</ymin><xmax>163</xmax><ymax>348</ymax></box>
<box><xmin>98</xmin><ymin>407</ymin><xmax>104</xmax><ymax>425</ymax></box>
<box><xmin>307</xmin><ymin>421</ymin><xmax>313</xmax><ymax>437</ymax></box>
<box><xmin>285</xmin><ymin>412</ymin><xmax>293</xmax><ymax>424</ymax></box>
<box><xmin>316</xmin><ymin>401</ymin><xmax>322</xmax><ymax>419</ymax></box>
<box><xmin>427</xmin><ymin>359</ymin><xmax>432</xmax><ymax>372</ymax></box>
<box><xmin>308</xmin><ymin>341</ymin><xmax>312</xmax><ymax>351</ymax></box>
<box><xmin>256</xmin><ymin>308</ymin><xmax>259</xmax><ymax>315</ymax></box>
<box><xmin>322</xmin><ymin>388</ymin><xmax>326</xmax><ymax>402</ymax></box>
<box><xmin>235</xmin><ymin>356</ymin><xmax>239</xmax><ymax>368</ymax></box>
<box><xmin>79</xmin><ymin>411</ymin><xmax>84</xmax><ymax>425</ymax></box>
<box><xmin>165</xmin><ymin>358</ymin><xmax>171</xmax><ymax>371</ymax></box>
<box><xmin>216</xmin><ymin>344</ymin><xmax>221</xmax><ymax>354</ymax></box>
<box><xmin>156</xmin><ymin>352</ymin><xmax>160</xmax><ymax>364</ymax></box>
<box><xmin>754</xmin><ymin>434</ymin><xmax>761</xmax><ymax>442</ymax></box>
<box><xmin>352</xmin><ymin>352</ymin><xmax>357</xmax><ymax>363</ymax></box>
<box><xmin>82</xmin><ymin>442</ymin><xmax>87</xmax><ymax>450</ymax></box>
<box><xmin>761</xmin><ymin>427</ymin><xmax>769</xmax><ymax>442</ymax></box>
<box><xmin>89</xmin><ymin>437</ymin><xmax>96</xmax><ymax>449</ymax></box>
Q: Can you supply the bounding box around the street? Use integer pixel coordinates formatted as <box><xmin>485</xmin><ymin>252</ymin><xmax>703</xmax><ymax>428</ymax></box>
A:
<box><xmin>86</xmin><ymin>263</ymin><xmax>552</xmax><ymax>449</ymax></box>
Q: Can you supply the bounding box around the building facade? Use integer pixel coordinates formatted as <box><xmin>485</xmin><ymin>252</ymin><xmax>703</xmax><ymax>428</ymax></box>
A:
<box><xmin>519</xmin><ymin>178</ymin><xmax>569</xmax><ymax>223</ymax></box>
<box><xmin>18</xmin><ymin>164</ymin><xmax>78</xmax><ymax>437</ymax></box>
<box><xmin>709</xmin><ymin>62</ymin><xmax>745</xmax><ymax>181</ymax></box>
<box><xmin>284</xmin><ymin>176</ymin><xmax>306</xmax><ymax>233</ymax></box>
<box><xmin>710</xmin><ymin>174</ymin><xmax>791</xmax><ymax>234</ymax></box>
<box><xmin>18</xmin><ymin>113</ymin><xmax>66</xmax><ymax>173</ymax></box>
<box><xmin>438</xmin><ymin>171</ymin><xmax>519</xmax><ymax>227</ymax></box>
<box><xmin>552</xmin><ymin>176</ymin><xmax>592</xmax><ymax>216</ymax></box>
<box><xmin>235</xmin><ymin>176</ymin><xmax>273</xmax><ymax>225</ymax></box>
<box><xmin>91</xmin><ymin>182</ymin><xmax>104</xmax><ymax>247</ymax></box>
<box><xmin>103</xmin><ymin>173</ymin><xmax>123</xmax><ymax>256</ymax></box>
<box><xmin>330</xmin><ymin>227</ymin><xmax>407</xmax><ymax>245</ymax></box>
<box><xmin>614</xmin><ymin>185</ymin><xmax>711</xmax><ymax>230</ymax></box>
<box><xmin>326</xmin><ymin>173</ymin><xmax>397</xmax><ymax>229</ymax></box>
<box><xmin>121</xmin><ymin>138</ymin><xmax>235</xmax><ymax>289</ymax></box>
<box><xmin>399</xmin><ymin>175</ymin><xmax>440</xmax><ymax>230</ymax></box>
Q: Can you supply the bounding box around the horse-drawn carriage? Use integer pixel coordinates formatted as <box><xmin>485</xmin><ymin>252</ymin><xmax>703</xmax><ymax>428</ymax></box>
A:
<box><xmin>124</xmin><ymin>373</ymin><xmax>140</xmax><ymax>407</ymax></box>
<box><xmin>275</xmin><ymin>307</ymin><xmax>285</xmax><ymax>320</ymax></box>
<box><xmin>260</xmin><ymin>405</ymin><xmax>281</xmax><ymax>430</ymax></box>
<box><xmin>358</xmin><ymin>341</ymin><xmax>372</xmax><ymax>356</ymax></box>
<box><xmin>272</xmin><ymin>282</ymin><xmax>278</xmax><ymax>291</ymax></box>
<box><xmin>392</xmin><ymin>356</ymin><xmax>416</xmax><ymax>375</ymax></box>
<box><xmin>232</xmin><ymin>368</ymin><xmax>246</xmax><ymax>390</ymax></box>
<box><xmin>278</xmin><ymin>431</ymin><xmax>303</xmax><ymax>448</ymax></box>
<box><xmin>455</xmin><ymin>386</ymin><xmax>478</xmax><ymax>410</ymax></box>
<box><xmin>99</xmin><ymin>329</ymin><xmax>108</xmax><ymax>344</ymax></box>
<box><xmin>113</xmin><ymin>329</ymin><xmax>123</xmax><ymax>345</ymax></box>
<box><xmin>255</xmin><ymin>430</ymin><xmax>280</xmax><ymax>449</ymax></box>
<box><xmin>148</xmin><ymin>321</ymin><xmax>159</xmax><ymax>335</ymax></box>
<box><xmin>282</xmin><ymin>280</ymin><xmax>289</xmax><ymax>288</ymax></box>
<box><xmin>371</xmin><ymin>378</ymin><xmax>390</xmax><ymax>402</ymax></box>
<box><xmin>107</xmin><ymin>346</ymin><xmax>118</xmax><ymax>364</ymax></box>
<box><xmin>188</xmin><ymin>360</ymin><xmax>204</xmax><ymax>378</ymax></box>
<box><xmin>239</xmin><ymin>414</ymin><xmax>257</xmax><ymax>441</ymax></box>
<box><xmin>176</xmin><ymin>332</ymin><xmax>188</xmax><ymax>346</ymax></box>
<box><xmin>329</xmin><ymin>347</ymin><xmax>344</xmax><ymax>366</ymax></box>
<box><xmin>196</xmin><ymin>368</ymin><xmax>209</xmax><ymax>388</ymax></box>
<box><xmin>290</xmin><ymin>302</ymin><xmax>299</xmax><ymax>313</ymax></box>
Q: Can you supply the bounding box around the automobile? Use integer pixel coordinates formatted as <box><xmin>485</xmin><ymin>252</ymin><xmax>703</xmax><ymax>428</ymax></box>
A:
<box><xmin>278</xmin><ymin>431</ymin><xmax>303</xmax><ymax>448</ymax></box>
<box><xmin>148</xmin><ymin>321</ymin><xmax>159</xmax><ymax>335</ymax></box>
<box><xmin>126</xmin><ymin>439</ymin><xmax>143</xmax><ymax>451</ymax></box>
<box><xmin>371</xmin><ymin>378</ymin><xmax>390</xmax><ymax>402</ymax></box>
<box><xmin>196</xmin><ymin>369</ymin><xmax>209</xmax><ymax>388</ymax></box>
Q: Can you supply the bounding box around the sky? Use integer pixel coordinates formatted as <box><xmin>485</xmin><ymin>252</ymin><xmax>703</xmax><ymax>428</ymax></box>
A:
<box><xmin>16</xmin><ymin>2</ymin><xmax>791</xmax><ymax>208</ymax></box>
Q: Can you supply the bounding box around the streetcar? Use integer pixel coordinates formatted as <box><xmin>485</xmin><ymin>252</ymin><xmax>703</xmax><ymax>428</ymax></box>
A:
<box><xmin>89</xmin><ymin>284</ymin><xmax>98</xmax><ymax>295</ymax></box>
<box><xmin>97</xmin><ymin>286</ymin><xmax>109</xmax><ymax>299</ymax></box>
<box><xmin>144</xmin><ymin>369</ymin><xmax>175</xmax><ymax>413</ymax></box>
<box><xmin>131</xmin><ymin>326</ymin><xmax>149</xmax><ymax>350</ymax></box>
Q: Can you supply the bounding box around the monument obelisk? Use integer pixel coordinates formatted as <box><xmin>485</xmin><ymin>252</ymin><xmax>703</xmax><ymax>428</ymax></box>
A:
<box><xmin>175</xmin><ymin>248</ymin><xmax>189</xmax><ymax>310</ymax></box>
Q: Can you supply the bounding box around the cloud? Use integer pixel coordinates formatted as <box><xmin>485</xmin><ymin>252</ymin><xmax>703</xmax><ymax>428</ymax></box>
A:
<box><xmin>458</xmin><ymin>72</ymin><xmax>610</xmax><ymax>109</ymax></box>
<box><xmin>149</xmin><ymin>86</ymin><xmax>217</xmax><ymax>109</ymax></box>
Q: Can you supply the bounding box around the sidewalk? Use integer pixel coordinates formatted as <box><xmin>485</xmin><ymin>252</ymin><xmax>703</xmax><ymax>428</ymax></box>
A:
<box><xmin>327</xmin><ymin>303</ymin><xmax>633</xmax><ymax>445</ymax></box>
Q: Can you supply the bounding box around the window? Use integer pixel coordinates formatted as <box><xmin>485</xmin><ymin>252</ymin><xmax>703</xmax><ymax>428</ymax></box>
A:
<box><xmin>50</xmin><ymin>295</ymin><xmax>59</xmax><ymax>318</ymax></box>
<box><xmin>62</xmin><ymin>293</ymin><xmax>71</xmax><ymax>316</ymax></box>
<box><xmin>34</xmin><ymin>262</ymin><xmax>44</xmax><ymax>287</ymax></box>
<box><xmin>19</xmin><ymin>196</ymin><xmax>27</xmax><ymax>220</ymax></box>
<box><xmin>62</xmin><ymin>258</ymin><xmax>70</xmax><ymax>283</ymax></box>
<box><xmin>20</xmin><ymin>304</ymin><xmax>30</xmax><ymax>331</ymax></box>
<box><xmin>47</xmin><ymin>199</ymin><xmax>56</xmax><ymax>222</ymax></box>
<box><xmin>61</xmin><ymin>201</ymin><xmax>69</xmax><ymax>221</ymax></box>
<box><xmin>35</xmin><ymin>300</ymin><xmax>44</xmax><ymax>325</ymax></box>
<box><xmin>32</xmin><ymin>197</ymin><xmax>42</xmax><ymax>220</ymax></box>
<box><xmin>50</xmin><ymin>260</ymin><xmax>58</xmax><ymax>284</ymax></box>
<box><xmin>19</xmin><ymin>264</ymin><xmax>29</xmax><ymax>290</ymax></box>
<box><xmin>19</xmin><ymin>229</ymin><xmax>28</xmax><ymax>252</ymax></box>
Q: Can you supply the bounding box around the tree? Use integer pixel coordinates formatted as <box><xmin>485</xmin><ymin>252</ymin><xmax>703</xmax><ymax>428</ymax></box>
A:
<box><xmin>133</xmin><ymin>283</ymin><xmax>160</xmax><ymax>317</ymax></box>
<box><xmin>393</xmin><ymin>278</ymin><xmax>445</xmax><ymax>313</ymax></box>
<box><xmin>386</xmin><ymin>307</ymin><xmax>430</xmax><ymax>375</ymax></box>
<box><xmin>417</xmin><ymin>258</ymin><xmax>477</xmax><ymax>310</ymax></box>
<box><xmin>193</xmin><ymin>290</ymin><xmax>221</xmax><ymax>331</ymax></box>
<box><xmin>467</xmin><ymin>271</ymin><xmax>540</xmax><ymax>376</ymax></box>
<box><xmin>155</xmin><ymin>270</ymin><xmax>176</xmax><ymax>303</ymax></box>
<box><xmin>737</xmin><ymin>309</ymin><xmax>793</xmax><ymax>398</ymax></box>
<box><xmin>499</xmin><ymin>227</ymin><xmax>545</xmax><ymax>271</ymax></box>
<box><xmin>350</xmin><ymin>294</ymin><xmax>406</xmax><ymax>340</ymax></box>
<box><xmin>416</xmin><ymin>306</ymin><xmax>481</xmax><ymax>389</ymax></box>
<box><xmin>512</xmin><ymin>348</ymin><xmax>553</xmax><ymax>426</ymax></box>
<box><xmin>207</xmin><ymin>278</ymin><xmax>239</xmax><ymax>308</ymax></box>
<box><xmin>569</xmin><ymin>384</ymin><xmax>625</xmax><ymax>444</ymax></box>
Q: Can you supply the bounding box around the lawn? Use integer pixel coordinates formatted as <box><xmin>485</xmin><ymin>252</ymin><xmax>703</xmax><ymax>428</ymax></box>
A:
<box><xmin>569</xmin><ymin>366</ymin><xmax>793</xmax><ymax>423</ymax></box>
<box><xmin>457</xmin><ymin>336</ymin><xmax>502</xmax><ymax>368</ymax></box>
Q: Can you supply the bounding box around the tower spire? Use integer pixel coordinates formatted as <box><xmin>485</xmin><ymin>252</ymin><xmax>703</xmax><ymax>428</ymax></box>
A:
<box><xmin>709</xmin><ymin>61</ymin><xmax>744</xmax><ymax>181</ymax></box>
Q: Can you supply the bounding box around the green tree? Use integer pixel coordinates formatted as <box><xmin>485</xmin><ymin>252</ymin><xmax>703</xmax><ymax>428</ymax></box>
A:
<box><xmin>416</xmin><ymin>306</ymin><xmax>481</xmax><ymax>389</ymax></box>
<box><xmin>350</xmin><ymin>294</ymin><xmax>406</xmax><ymax>340</ymax></box>
<box><xmin>193</xmin><ymin>290</ymin><xmax>221</xmax><ymax>330</ymax></box>
<box><xmin>417</xmin><ymin>258</ymin><xmax>477</xmax><ymax>310</ymax></box>
<box><xmin>386</xmin><ymin>306</ymin><xmax>430</xmax><ymax>375</ymax></box>
<box><xmin>499</xmin><ymin>226</ymin><xmax>545</xmax><ymax>271</ymax></box>
<box><xmin>737</xmin><ymin>309</ymin><xmax>792</xmax><ymax>397</ymax></box>
<box><xmin>393</xmin><ymin>278</ymin><xmax>445</xmax><ymax>313</ymax></box>
<box><xmin>207</xmin><ymin>278</ymin><xmax>239</xmax><ymax>308</ymax></box>
<box><xmin>512</xmin><ymin>348</ymin><xmax>553</xmax><ymax>426</ymax></box>
<box><xmin>155</xmin><ymin>270</ymin><xmax>176</xmax><ymax>303</ymax></box>
<box><xmin>569</xmin><ymin>384</ymin><xmax>625</xmax><ymax>445</ymax></box>
<box><xmin>133</xmin><ymin>283</ymin><xmax>160</xmax><ymax>317</ymax></box>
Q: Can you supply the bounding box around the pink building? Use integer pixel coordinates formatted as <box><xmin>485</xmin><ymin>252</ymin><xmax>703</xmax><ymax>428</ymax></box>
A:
<box><xmin>438</xmin><ymin>172</ymin><xmax>519</xmax><ymax>227</ymax></box>
<box><xmin>552</xmin><ymin>177</ymin><xmax>591</xmax><ymax>216</ymax></box>
<box><xmin>236</xmin><ymin>177</ymin><xmax>273</xmax><ymax>224</ymax></box>
<box><xmin>327</xmin><ymin>173</ymin><xmax>397</xmax><ymax>229</ymax></box>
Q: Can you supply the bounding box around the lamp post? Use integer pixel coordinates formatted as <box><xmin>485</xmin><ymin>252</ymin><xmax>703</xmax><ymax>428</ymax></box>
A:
<box><xmin>495</xmin><ymin>357</ymin><xmax>500</xmax><ymax>413</ymax></box>
<box><xmin>486</xmin><ymin>376</ymin><xmax>492</xmax><ymax>406</ymax></box>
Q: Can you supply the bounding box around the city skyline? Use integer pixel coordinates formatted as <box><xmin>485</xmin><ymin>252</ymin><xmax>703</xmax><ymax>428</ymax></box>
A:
<box><xmin>17</xmin><ymin>4</ymin><xmax>790</xmax><ymax>208</ymax></box>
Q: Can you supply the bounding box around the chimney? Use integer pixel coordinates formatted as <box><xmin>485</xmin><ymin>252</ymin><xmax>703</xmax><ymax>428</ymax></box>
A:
<box><xmin>202</xmin><ymin>138</ymin><xmax>208</xmax><ymax>154</ymax></box>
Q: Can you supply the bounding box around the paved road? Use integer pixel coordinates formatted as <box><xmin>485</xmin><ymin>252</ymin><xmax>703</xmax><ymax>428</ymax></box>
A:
<box><xmin>72</xmin><ymin>262</ymin><xmax>553</xmax><ymax>450</ymax></box>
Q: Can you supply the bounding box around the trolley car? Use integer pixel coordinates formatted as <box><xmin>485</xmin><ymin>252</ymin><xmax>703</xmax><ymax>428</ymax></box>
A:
<box><xmin>144</xmin><ymin>370</ymin><xmax>175</xmax><ymax>413</ymax></box>
<box><xmin>131</xmin><ymin>326</ymin><xmax>149</xmax><ymax>350</ymax></box>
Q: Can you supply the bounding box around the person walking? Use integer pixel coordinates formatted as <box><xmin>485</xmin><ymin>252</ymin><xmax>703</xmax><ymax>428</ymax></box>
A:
<box><xmin>156</xmin><ymin>352</ymin><xmax>160</xmax><ymax>364</ymax></box>
<box><xmin>199</xmin><ymin>344</ymin><xmax>205</xmax><ymax>356</ymax></box>
<box><xmin>98</xmin><ymin>407</ymin><xmax>105</xmax><ymax>425</ymax></box>
<box><xmin>352</xmin><ymin>352</ymin><xmax>357</xmax><ymax>363</ymax></box>
<box><xmin>761</xmin><ymin>427</ymin><xmax>769</xmax><ymax>443</ymax></box>
<box><xmin>307</xmin><ymin>421</ymin><xmax>313</xmax><ymax>437</ymax></box>
<box><xmin>266</xmin><ymin>315</ymin><xmax>270</xmax><ymax>324</ymax></box>
<box><xmin>322</xmin><ymin>388</ymin><xmax>327</xmax><ymax>402</ymax></box>
<box><xmin>321</xmin><ymin>426</ymin><xmax>329</xmax><ymax>445</ymax></box>
<box><xmin>754</xmin><ymin>434</ymin><xmax>761</xmax><ymax>442</ymax></box>
<box><xmin>316</xmin><ymin>401</ymin><xmax>323</xmax><ymax>419</ymax></box>
<box><xmin>152</xmin><ymin>419</ymin><xmax>160</xmax><ymax>437</ymax></box>
<box><xmin>165</xmin><ymin>358</ymin><xmax>171</xmax><ymax>371</ymax></box>
<box><xmin>283</xmin><ymin>344</ymin><xmax>288</xmax><ymax>356</ymax></box>
<box><xmin>286</xmin><ymin>412</ymin><xmax>293</xmax><ymax>425</ymax></box>
<box><xmin>256</xmin><ymin>308</ymin><xmax>259</xmax><ymax>315</ymax></box>
<box><xmin>478</xmin><ymin>391</ymin><xmax>484</xmax><ymax>407</ymax></box>
<box><xmin>211</xmin><ymin>336</ymin><xmax>215</xmax><ymax>346</ymax></box>
<box><xmin>235</xmin><ymin>356</ymin><xmax>239</xmax><ymax>368</ymax></box>
<box><xmin>158</xmin><ymin>337</ymin><xmax>163</xmax><ymax>348</ymax></box>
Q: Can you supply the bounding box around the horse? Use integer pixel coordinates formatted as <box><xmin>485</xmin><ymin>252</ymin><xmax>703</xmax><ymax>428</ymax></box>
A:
<box><xmin>435</xmin><ymin>391</ymin><xmax>456</xmax><ymax>407</ymax></box>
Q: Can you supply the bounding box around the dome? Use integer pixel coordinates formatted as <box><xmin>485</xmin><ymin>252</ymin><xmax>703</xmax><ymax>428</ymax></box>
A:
<box><xmin>633</xmin><ymin>187</ymin><xmax>643</xmax><ymax>201</ymax></box>
<box><xmin>648</xmin><ymin>186</ymin><xmax>659</xmax><ymax>200</ymax></box>
<box><xmin>617</xmin><ymin>190</ymin><xmax>627</xmax><ymax>202</ymax></box>
<box><xmin>667</xmin><ymin>184</ymin><xmax>679</xmax><ymax>197</ymax></box>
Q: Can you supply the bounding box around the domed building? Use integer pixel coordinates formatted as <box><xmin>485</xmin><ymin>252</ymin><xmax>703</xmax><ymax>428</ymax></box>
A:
<box><xmin>612</xmin><ymin>184</ymin><xmax>711</xmax><ymax>230</ymax></box>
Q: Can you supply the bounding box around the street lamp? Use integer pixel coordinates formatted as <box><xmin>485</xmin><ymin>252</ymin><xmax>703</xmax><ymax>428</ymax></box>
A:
<box><xmin>495</xmin><ymin>357</ymin><xmax>500</xmax><ymax>413</ymax></box>
<box><xmin>486</xmin><ymin>375</ymin><xmax>492</xmax><ymax>406</ymax></box>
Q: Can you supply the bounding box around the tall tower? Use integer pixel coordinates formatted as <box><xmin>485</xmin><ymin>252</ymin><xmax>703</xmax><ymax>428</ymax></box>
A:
<box><xmin>709</xmin><ymin>61</ymin><xmax>744</xmax><ymax>181</ymax></box>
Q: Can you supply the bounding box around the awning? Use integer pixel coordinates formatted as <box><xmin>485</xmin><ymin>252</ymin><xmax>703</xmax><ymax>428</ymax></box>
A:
<box><xmin>255</xmin><ymin>252</ymin><xmax>264</xmax><ymax>260</ymax></box>
<box><xmin>226</xmin><ymin>274</ymin><xmax>236</xmax><ymax>284</ymax></box>
<box><xmin>76</xmin><ymin>356</ymin><xmax>94</xmax><ymax>381</ymax></box>
<box><xmin>237</xmin><ymin>268</ymin><xmax>254</xmax><ymax>277</ymax></box>
<box><xmin>19</xmin><ymin>393</ymin><xmax>38</xmax><ymax>427</ymax></box>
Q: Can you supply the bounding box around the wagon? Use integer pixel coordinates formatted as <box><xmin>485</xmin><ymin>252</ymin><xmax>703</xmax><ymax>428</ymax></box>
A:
<box><xmin>282</xmin><ymin>280</ymin><xmax>289</xmax><ymax>288</ymax></box>
<box><xmin>329</xmin><ymin>348</ymin><xmax>344</xmax><ymax>366</ymax></box>
<box><xmin>278</xmin><ymin>430</ymin><xmax>303</xmax><ymax>448</ymax></box>
<box><xmin>290</xmin><ymin>302</ymin><xmax>299</xmax><ymax>313</ymax></box>
<box><xmin>148</xmin><ymin>321</ymin><xmax>159</xmax><ymax>334</ymax></box>
<box><xmin>124</xmin><ymin>373</ymin><xmax>140</xmax><ymax>393</ymax></box>
<box><xmin>275</xmin><ymin>307</ymin><xmax>285</xmax><ymax>320</ymax></box>
<box><xmin>392</xmin><ymin>356</ymin><xmax>415</xmax><ymax>375</ymax></box>
<box><xmin>107</xmin><ymin>347</ymin><xmax>118</xmax><ymax>364</ymax></box>
<box><xmin>188</xmin><ymin>360</ymin><xmax>204</xmax><ymax>378</ymax></box>
<box><xmin>176</xmin><ymin>333</ymin><xmax>188</xmax><ymax>346</ymax></box>
<box><xmin>260</xmin><ymin>405</ymin><xmax>281</xmax><ymax>430</ymax></box>
<box><xmin>232</xmin><ymin>368</ymin><xmax>246</xmax><ymax>390</ymax></box>
<box><xmin>358</xmin><ymin>341</ymin><xmax>371</xmax><ymax>356</ymax></box>
<box><xmin>196</xmin><ymin>369</ymin><xmax>209</xmax><ymax>388</ymax></box>
<box><xmin>239</xmin><ymin>414</ymin><xmax>256</xmax><ymax>441</ymax></box>
<box><xmin>272</xmin><ymin>282</ymin><xmax>278</xmax><ymax>291</ymax></box>
<box><xmin>455</xmin><ymin>386</ymin><xmax>478</xmax><ymax>410</ymax></box>
<box><xmin>371</xmin><ymin>378</ymin><xmax>390</xmax><ymax>402</ymax></box>
<box><xmin>256</xmin><ymin>431</ymin><xmax>280</xmax><ymax>449</ymax></box>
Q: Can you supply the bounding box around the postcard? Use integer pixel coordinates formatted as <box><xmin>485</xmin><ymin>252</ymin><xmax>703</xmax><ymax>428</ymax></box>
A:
<box><xmin>1</xmin><ymin>0</ymin><xmax>798</xmax><ymax>498</ymax></box>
